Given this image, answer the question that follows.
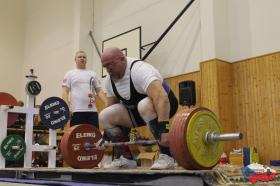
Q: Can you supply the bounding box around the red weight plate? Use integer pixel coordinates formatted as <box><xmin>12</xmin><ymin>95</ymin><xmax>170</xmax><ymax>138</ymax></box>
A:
<box><xmin>7</xmin><ymin>113</ymin><xmax>19</xmax><ymax>127</ymax></box>
<box><xmin>170</xmin><ymin>108</ymin><xmax>193</xmax><ymax>169</ymax></box>
<box><xmin>60</xmin><ymin>124</ymin><xmax>104</xmax><ymax>169</ymax></box>
<box><xmin>0</xmin><ymin>92</ymin><xmax>18</xmax><ymax>106</ymax></box>
<box><xmin>170</xmin><ymin>107</ymin><xmax>217</xmax><ymax>170</ymax></box>
<box><xmin>0</xmin><ymin>92</ymin><xmax>20</xmax><ymax>127</ymax></box>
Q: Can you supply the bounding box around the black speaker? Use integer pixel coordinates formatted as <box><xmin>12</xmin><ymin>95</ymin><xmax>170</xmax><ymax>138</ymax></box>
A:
<box><xmin>179</xmin><ymin>80</ymin><xmax>196</xmax><ymax>107</ymax></box>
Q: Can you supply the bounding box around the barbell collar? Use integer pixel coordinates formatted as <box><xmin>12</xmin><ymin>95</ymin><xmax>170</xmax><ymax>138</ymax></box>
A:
<box><xmin>204</xmin><ymin>131</ymin><xmax>243</xmax><ymax>144</ymax></box>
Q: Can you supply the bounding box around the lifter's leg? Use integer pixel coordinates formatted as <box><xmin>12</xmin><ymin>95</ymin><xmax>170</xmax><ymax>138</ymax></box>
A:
<box><xmin>99</xmin><ymin>104</ymin><xmax>133</xmax><ymax>159</ymax></box>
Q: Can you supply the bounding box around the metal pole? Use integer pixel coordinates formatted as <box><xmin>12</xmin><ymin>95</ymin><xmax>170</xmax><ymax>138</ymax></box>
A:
<box><xmin>142</xmin><ymin>0</ymin><xmax>195</xmax><ymax>60</ymax></box>
<box><xmin>89</xmin><ymin>30</ymin><xmax>101</xmax><ymax>58</ymax></box>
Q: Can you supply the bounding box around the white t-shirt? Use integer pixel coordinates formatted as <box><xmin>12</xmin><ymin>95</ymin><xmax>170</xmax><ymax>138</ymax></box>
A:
<box><xmin>62</xmin><ymin>69</ymin><xmax>101</xmax><ymax>112</ymax></box>
<box><xmin>104</xmin><ymin>57</ymin><xmax>163</xmax><ymax>99</ymax></box>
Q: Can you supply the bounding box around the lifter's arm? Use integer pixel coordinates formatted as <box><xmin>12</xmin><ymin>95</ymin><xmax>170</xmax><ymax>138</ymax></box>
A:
<box><xmin>146</xmin><ymin>80</ymin><xmax>170</xmax><ymax>122</ymax></box>
<box><xmin>106</xmin><ymin>96</ymin><xmax>120</xmax><ymax>107</ymax></box>
<box><xmin>62</xmin><ymin>86</ymin><xmax>71</xmax><ymax>108</ymax></box>
<box><xmin>96</xmin><ymin>87</ymin><xmax>108</xmax><ymax>108</ymax></box>
<box><xmin>146</xmin><ymin>80</ymin><xmax>170</xmax><ymax>146</ymax></box>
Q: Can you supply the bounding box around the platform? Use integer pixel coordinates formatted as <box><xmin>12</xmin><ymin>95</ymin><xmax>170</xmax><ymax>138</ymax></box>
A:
<box><xmin>0</xmin><ymin>167</ymin><xmax>216</xmax><ymax>186</ymax></box>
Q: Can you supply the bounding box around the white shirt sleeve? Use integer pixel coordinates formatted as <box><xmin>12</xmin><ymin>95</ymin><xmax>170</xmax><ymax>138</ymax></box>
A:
<box><xmin>62</xmin><ymin>71</ymin><xmax>71</xmax><ymax>88</ymax></box>
<box><xmin>131</xmin><ymin>61</ymin><xmax>163</xmax><ymax>94</ymax></box>
<box><xmin>104</xmin><ymin>76</ymin><xmax>115</xmax><ymax>97</ymax></box>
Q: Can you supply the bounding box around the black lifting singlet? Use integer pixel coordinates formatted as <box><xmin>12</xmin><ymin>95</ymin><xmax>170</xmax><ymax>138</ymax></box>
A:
<box><xmin>110</xmin><ymin>60</ymin><xmax>146</xmax><ymax>109</ymax></box>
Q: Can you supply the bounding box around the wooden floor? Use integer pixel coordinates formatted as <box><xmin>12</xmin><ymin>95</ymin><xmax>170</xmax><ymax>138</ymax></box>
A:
<box><xmin>1</xmin><ymin>165</ymin><xmax>279</xmax><ymax>185</ymax></box>
<box><xmin>0</xmin><ymin>166</ymin><xmax>205</xmax><ymax>173</ymax></box>
<box><xmin>0</xmin><ymin>167</ymin><xmax>212</xmax><ymax>186</ymax></box>
<box><xmin>0</xmin><ymin>182</ymin><xmax>43</xmax><ymax>186</ymax></box>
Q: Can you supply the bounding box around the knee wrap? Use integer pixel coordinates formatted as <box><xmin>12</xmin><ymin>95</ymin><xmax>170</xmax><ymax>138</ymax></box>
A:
<box><xmin>148</xmin><ymin>119</ymin><xmax>170</xmax><ymax>140</ymax></box>
<box><xmin>104</xmin><ymin>126</ymin><xmax>132</xmax><ymax>159</ymax></box>
<box><xmin>104</xmin><ymin>126</ymin><xmax>129</xmax><ymax>142</ymax></box>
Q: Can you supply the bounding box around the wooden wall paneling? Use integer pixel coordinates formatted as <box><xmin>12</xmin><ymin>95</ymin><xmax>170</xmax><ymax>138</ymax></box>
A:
<box><xmin>216</xmin><ymin>60</ymin><xmax>236</xmax><ymax>153</ymax></box>
<box><xmin>232</xmin><ymin>61</ymin><xmax>248</xmax><ymax>148</ymax></box>
<box><xmin>255</xmin><ymin>54</ymin><xmax>280</xmax><ymax>164</ymax></box>
<box><xmin>233</xmin><ymin>59</ymin><xmax>264</xmax><ymax>162</ymax></box>
<box><xmin>200</xmin><ymin>60</ymin><xmax>220</xmax><ymax>117</ymax></box>
<box><xmin>200</xmin><ymin>59</ymin><xmax>240</xmax><ymax>154</ymax></box>
<box><xmin>269</xmin><ymin>53</ymin><xmax>280</xmax><ymax>160</ymax></box>
<box><xmin>270</xmin><ymin>53</ymin><xmax>280</xmax><ymax>162</ymax></box>
<box><xmin>254</xmin><ymin>57</ymin><xmax>268</xmax><ymax>164</ymax></box>
<box><xmin>232</xmin><ymin>52</ymin><xmax>280</xmax><ymax>164</ymax></box>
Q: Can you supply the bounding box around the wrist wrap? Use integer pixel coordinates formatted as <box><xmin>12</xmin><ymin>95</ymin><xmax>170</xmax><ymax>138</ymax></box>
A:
<box><xmin>148</xmin><ymin>119</ymin><xmax>170</xmax><ymax>140</ymax></box>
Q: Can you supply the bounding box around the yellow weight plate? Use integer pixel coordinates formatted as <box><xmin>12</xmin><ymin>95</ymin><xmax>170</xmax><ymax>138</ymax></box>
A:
<box><xmin>186</xmin><ymin>109</ymin><xmax>224</xmax><ymax>168</ymax></box>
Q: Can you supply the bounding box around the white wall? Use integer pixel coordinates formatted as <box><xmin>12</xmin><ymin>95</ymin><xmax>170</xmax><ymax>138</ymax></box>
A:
<box><xmin>0</xmin><ymin>0</ymin><xmax>25</xmax><ymax>99</ymax></box>
<box><xmin>227</xmin><ymin>0</ymin><xmax>280</xmax><ymax>61</ymax></box>
<box><xmin>20</xmin><ymin>0</ymin><xmax>95</xmax><ymax>104</ymax></box>
<box><xmin>1</xmin><ymin>0</ymin><xmax>280</xmax><ymax>100</ymax></box>
<box><xmin>0</xmin><ymin>0</ymin><xmax>95</xmax><ymax>104</ymax></box>
<box><xmin>75</xmin><ymin>0</ymin><xmax>95</xmax><ymax>69</ymax></box>
<box><xmin>93</xmin><ymin>0</ymin><xmax>201</xmax><ymax>78</ymax></box>
<box><xmin>93</xmin><ymin>0</ymin><xmax>280</xmax><ymax>77</ymax></box>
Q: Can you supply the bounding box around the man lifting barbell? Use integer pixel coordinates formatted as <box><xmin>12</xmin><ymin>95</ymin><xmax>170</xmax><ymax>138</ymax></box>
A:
<box><xmin>60</xmin><ymin>48</ymin><xmax>243</xmax><ymax>170</ymax></box>
<box><xmin>59</xmin><ymin>71</ymin><xmax>243</xmax><ymax>170</ymax></box>
<box><xmin>99</xmin><ymin>47</ymin><xmax>179</xmax><ymax>170</ymax></box>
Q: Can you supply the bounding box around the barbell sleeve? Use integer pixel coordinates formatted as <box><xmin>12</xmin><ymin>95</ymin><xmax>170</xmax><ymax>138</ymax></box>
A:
<box><xmin>204</xmin><ymin>131</ymin><xmax>243</xmax><ymax>144</ymax></box>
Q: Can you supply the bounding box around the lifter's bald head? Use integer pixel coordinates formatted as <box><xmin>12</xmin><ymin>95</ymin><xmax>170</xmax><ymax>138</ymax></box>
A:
<box><xmin>101</xmin><ymin>47</ymin><xmax>124</xmax><ymax>60</ymax></box>
<box><xmin>101</xmin><ymin>47</ymin><xmax>127</xmax><ymax>80</ymax></box>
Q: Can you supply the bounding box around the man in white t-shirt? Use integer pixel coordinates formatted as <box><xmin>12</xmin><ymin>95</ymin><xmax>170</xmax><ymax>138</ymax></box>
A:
<box><xmin>62</xmin><ymin>51</ymin><xmax>107</xmax><ymax>128</ymax></box>
<box><xmin>99</xmin><ymin>47</ymin><xmax>178</xmax><ymax>170</ymax></box>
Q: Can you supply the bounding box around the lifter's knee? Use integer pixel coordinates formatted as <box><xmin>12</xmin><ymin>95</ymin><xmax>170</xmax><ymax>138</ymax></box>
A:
<box><xmin>99</xmin><ymin>106</ymin><xmax>117</xmax><ymax>129</ymax></box>
<box><xmin>99</xmin><ymin>104</ymin><xmax>127</xmax><ymax>129</ymax></box>
<box><xmin>137</xmin><ymin>97</ymin><xmax>157</xmax><ymax>121</ymax></box>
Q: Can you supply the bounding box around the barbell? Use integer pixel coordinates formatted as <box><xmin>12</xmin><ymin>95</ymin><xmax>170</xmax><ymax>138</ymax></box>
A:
<box><xmin>60</xmin><ymin>107</ymin><xmax>243</xmax><ymax>169</ymax></box>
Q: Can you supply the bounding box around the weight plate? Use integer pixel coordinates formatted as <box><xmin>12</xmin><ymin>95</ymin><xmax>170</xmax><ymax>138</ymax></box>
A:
<box><xmin>0</xmin><ymin>135</ymin><xmax>26</xmax><ymax>161</ymax></box>
<box><xmin>39</xmin><ymin>97</ymin><xmax>70</xmax><ymax>129</ymax></box>
<box><xmin>7</xmin><ymin>113</ymin><xmax>19</xmax><ymax>127</ymax></box>
<box><xmin>60</xmin><ymin>124</ymin><xmax>104</xmax><ymax>169</ymax></box>
<box><xmin>0</xmin><ymin>92</ymin><xmax>18</xmax><ymax>106</ymax></box>
<box><xmin>0</xmin><ymin>92</ymin><xmax>20</xmax><ymax>127</ymax></box>
<box><xmin>26</xmin><ymin>81</ymin><xmax>41</xmax><ymax>96</ymax></box>
<box><xmin>186</xmin><ymin>108</ymin><xmax>223</xmax><ymax>168</ymax></box>
<box><xmin>170</xmin><ymin>107</ymin><xmax>223</xmax><ymax>170</ymax></box>
<box><xmin>169</xmin><ymin>108</ymin><xmax>193</xmax><ymax>169</ymax></box>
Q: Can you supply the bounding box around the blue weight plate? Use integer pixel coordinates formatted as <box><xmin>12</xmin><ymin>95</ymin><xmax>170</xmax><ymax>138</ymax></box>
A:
<box><xmin>39</xmin><ymin>97</ymin><xmax>70</xmax><ymax>129</ymax></box>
